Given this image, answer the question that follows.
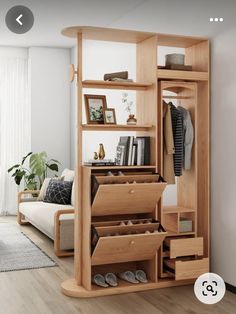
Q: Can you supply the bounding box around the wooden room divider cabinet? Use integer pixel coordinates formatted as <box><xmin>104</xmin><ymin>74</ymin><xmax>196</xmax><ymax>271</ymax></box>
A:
<box><xmin>61</xmin><ymin>26</ymin><xmax>210</xmax><ymax>298</ymax></box>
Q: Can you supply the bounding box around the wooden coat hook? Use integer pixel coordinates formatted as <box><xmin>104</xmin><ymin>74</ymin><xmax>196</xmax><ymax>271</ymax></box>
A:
<box><xmin>69</xmin><ymin>64</ymin><xmax>78</xmax><ymax>82</ymax></box>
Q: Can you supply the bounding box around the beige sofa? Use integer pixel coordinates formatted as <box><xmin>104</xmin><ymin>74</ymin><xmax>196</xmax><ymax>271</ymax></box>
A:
<box><xmin>18</xmin><ymin>169</ymin><xmax>75</xmax><ymax>257</ymax></box>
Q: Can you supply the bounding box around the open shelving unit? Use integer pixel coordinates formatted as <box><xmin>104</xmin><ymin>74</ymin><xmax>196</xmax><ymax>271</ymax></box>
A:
<box><xmin>61</xmin><ymin>26</ymin><xmax>210</xmax><ymax>298</ymax></box>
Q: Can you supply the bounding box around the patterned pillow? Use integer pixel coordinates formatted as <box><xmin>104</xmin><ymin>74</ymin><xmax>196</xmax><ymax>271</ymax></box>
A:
<box><xmin>44</xmin><ymin>179</ymin><xmax>72</xmax><ymax>205</ymax></box>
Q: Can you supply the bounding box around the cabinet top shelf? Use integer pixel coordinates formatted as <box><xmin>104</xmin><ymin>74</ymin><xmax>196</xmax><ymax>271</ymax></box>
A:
<box><xmin>62</xmin><ymin>26</ymin><xmax>208</xmax><ymax>47</ymax></box>
<box><xmin>82</xmin><ymin>80</ymin><xmax>152</xmax><ymax>90</ymax></box>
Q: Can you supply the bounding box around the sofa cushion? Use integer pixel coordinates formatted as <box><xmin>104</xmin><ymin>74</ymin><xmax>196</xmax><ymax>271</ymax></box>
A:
<box><xmin>61</xmin><ymin>168</ymin><xmax>75</xmax><ymax>182</ymax></box>
<box><xmin>38</xmin><ymin>177</ymin><xmax>64</xmax><ymax>201</ymax></box>
<box><xmin>37</xmin><ymin>178</ymin><xmax>51</xmax><ymax>201</ymax></box>
<box><xmin>61</xmin><ymin>168</ymin><xmax>75</xmax><ymax>206</ymax></box>
<box><xmin>44</xmin><ymin>180</ymin><xmax>72</xmax><ymax>205</ymax></box>
<box><xmin>19</xmin><ymin>201</ymin><xmax>74</xmax><ymax>239</ymax></box>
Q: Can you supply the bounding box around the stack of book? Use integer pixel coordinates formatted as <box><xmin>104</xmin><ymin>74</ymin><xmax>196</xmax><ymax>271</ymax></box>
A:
<box><xmin>84</xmin><ymin>159</ymin><xmax>115</xmax><ymax>166</ymax></box>
<box><xmin>115</xmin><ymin>136</ymin><xmax>150</xmax><ymax>166</ymax></box>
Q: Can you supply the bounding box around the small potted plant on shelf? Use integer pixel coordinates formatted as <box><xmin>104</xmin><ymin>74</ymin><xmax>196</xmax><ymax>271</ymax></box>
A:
<box><xmin>122</xmin><ymin>92</ymin><xmax>137</xmax><ymax>125</ymax></box>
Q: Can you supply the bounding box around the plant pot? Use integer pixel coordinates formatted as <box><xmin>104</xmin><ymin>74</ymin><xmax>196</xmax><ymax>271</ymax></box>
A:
<box><xmin>127</xmin><ymin>114</ymin><xmax>137</xmax><ymax>125</ymax></box>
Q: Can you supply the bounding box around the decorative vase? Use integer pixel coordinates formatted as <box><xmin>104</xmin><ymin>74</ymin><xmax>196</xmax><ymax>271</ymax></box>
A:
<box><xmin>98</xmin><ymin>144</ymin><xmax>105</xmax><ymax>160</ymax></box>
<box><xmin>127</xmin><ymin>114</ymin><xmax>137</xmax><ymax>125</ymax></box>
<box><xmin>93</xmin><ymin>152</ymin><xmax>98</xmax><ymax>160</ymax></box>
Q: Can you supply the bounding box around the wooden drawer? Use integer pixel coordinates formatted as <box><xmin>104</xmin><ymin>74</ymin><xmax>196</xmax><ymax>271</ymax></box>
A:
<box><xmin>91</xmin><ymin>231</ymin><xmax>167</xmax><ymax>266</ymax></box>
<box><xmin>164</xmin><ymin>237</ymin><xmax>203</xmax><ymax>258</ymax></box>
<box><xmin>164</xmin><ymin>257</ymin><xmax>209</xmax><ymax>280</ymax></box>
<box><xmin>92</xmin><ymin>182</ymin><xmax>166</xmax><ymax>216</ymax></box>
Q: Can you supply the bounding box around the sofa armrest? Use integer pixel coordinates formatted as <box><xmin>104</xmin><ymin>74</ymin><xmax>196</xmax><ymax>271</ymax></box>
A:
<box><xmin>18</xmin><ymin>190</ymin><xmax>40</xmax><ymax>203</ymax></box>
<box><xmin>54</xmin><ymin>209</ymin><xmax>75</xmax><ymax>257</ymax></box>
<box><xmin>17</xmin><ymin>190</ymin><xmax>40</xmax><ymax>225</ymax></box>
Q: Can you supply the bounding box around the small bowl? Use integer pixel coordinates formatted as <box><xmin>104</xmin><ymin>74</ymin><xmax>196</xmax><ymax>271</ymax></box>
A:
<box><xmin>165</xmin><ymin>53</ymin><xmax>185</xmax><ymax>66</ymax></box>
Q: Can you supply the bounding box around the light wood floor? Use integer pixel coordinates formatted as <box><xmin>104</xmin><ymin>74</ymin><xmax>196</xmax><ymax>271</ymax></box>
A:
<box><xmin>0</xmin><ymin>216</ymin><xmax>235</xmax><ymax>314</ymax></box>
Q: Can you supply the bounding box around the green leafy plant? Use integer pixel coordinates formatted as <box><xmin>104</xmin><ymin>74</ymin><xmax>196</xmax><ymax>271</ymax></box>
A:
<box><xmin>122</xmin><ymin>92</ymin><xmax>134</xmax><ymax>115</ymax></box>
<box><xmin>8</xmin><ymin>152</ymin><xmax>60</xmax><ymax>190</ymax></box>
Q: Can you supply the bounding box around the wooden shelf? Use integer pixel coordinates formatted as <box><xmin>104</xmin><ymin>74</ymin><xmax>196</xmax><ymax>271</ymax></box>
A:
<box><xmin>62</xmin><ymin>26</ymin><xmax>207</xmax><ymax>48</ymax></box>
<box><xmin>166</xmin><ymin>231</ymin><xmax>196</xmax><ymax>237</ymax></box>
<box><xmin>163</xmin><ymin>206</ymin><xmax>196</xmax><ymax>214</ymax></box>
<box><xmin>81</xmin><ymin>124</ymin><xmax>153</xmax><ymax>131</ymax></box>
<box><xmin>82</xmin><ymin>80</ymin><xmax>152</xmax><ymax>90</ymax></box>
<box><xmin>61</xmin><ymin>277</ymin><xmax>195</xmax><ymax>297</ymax></box>
<box><xmin>157</xmin><ymin>69</ymin><xmax>208</xmax><ymax>81</ymax></box>
<box><xmin>83</xmin><ymin>165</ymin><xmax>156</xmax><ymax>170</ymax></box>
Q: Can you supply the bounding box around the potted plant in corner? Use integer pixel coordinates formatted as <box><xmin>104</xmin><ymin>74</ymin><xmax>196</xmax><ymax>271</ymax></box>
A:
<box><xmin>8</xmin><ymin>151</ymin><xmax>60</xmax><ymax>192</ymax></box>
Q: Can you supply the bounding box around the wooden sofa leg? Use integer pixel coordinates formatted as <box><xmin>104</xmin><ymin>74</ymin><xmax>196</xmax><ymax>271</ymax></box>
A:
<box><xmin>17</xmin><ymin>211</ymin><xmax>29</xmax><ymax>225</ymax></box>
<box><xmin>54</xmin><ymin>210</ymin><xmax>74</xmax><ymax>257</ymax></box>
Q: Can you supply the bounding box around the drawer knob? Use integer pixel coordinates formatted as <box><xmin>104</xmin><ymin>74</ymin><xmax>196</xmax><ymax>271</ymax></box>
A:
<box><xmin>129</xmin><ymin>189</ymin><xmax>135</xmax><ymax>194</ymax></box>
<box><xmin>130</xmin><ymin>241</ymin><xmax>135</xmax><ymax>245</ymax></box>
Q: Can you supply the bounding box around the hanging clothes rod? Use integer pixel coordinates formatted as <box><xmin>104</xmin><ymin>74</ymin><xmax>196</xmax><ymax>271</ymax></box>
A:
<box><xmin>162</xmin><ymin>95</ymin><xmax>192</xmax><ymax>99</ymax></box>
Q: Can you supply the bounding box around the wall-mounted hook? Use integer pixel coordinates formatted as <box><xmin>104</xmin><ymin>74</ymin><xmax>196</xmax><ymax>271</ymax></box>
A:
<box><xmin>69</xmin><ymin>64</ymin><xmax>78</xmax><ymax>82</ymax></box>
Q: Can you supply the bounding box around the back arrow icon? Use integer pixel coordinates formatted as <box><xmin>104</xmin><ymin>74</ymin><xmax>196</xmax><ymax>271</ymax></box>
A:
<box><xmin>16</xmin><ymin>14</ymin><xmax>23</xmax><ymax>26</ymax></box>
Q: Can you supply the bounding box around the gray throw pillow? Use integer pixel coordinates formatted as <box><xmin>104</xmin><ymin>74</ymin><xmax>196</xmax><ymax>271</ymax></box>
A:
<box><xmin>44</xmin><ymin>179</ymin><xmax>72</xmax><ymax>205</ymax></box>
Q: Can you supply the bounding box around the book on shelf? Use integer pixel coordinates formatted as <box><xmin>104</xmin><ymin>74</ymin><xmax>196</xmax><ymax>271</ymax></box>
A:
<box><xmin>84</xmin><ymin>159</ymin><xmax>115</xmax><ymax>166</ymax></box>
<box><xmin>115</xmin><ymin>145</ymin><xmax>125</xmax><ymax>166</ymax></box>
<box><xmin>115</xmin><ymin>136</ymin><xmax>150</xmax><ymax>166</ymax></box>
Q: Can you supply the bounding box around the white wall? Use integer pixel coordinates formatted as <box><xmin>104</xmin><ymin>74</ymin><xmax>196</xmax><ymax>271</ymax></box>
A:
<box><xmin>70</xmin><ymin>40</ymin><xmax>137</xmax><ymax>167</ymax></box>
<box><xmin>29</xmin><ymin>47</ymin><xmax>71</xmax><ymax>173</ymax></box>
<box><xmin>211</xmin><ymin>26</ymin><xmax>236</xmax><ymax>286</ymax></box>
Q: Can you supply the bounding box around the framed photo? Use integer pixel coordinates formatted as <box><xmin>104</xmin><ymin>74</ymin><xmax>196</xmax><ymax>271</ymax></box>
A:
<box><xmin>84</xmin><ymin>94</ymin><xmax>107</xmax><ymax>124</ymax></box>
<box><xmin>103</xmin><ymin>108</ymin><xmax>117</xmax><ymax>125</ymax></box>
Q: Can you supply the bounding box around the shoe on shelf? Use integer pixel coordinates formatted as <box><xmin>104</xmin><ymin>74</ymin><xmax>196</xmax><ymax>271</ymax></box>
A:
<box><xmin>145</xmin><ymin>230</ymin><xmax>151</xmax><ymax>234</ymax></box>
<box><xmin>119</xmin><ymin>271</ymin><xmax>139</xmax><ymax>284</ymax></box>
<box><xmin>117</xmin><ymin>171</ymin><xmax>124</xmax><ymax>176</ymax></box>
<box><xmin>120</xmin><ymin>221</ymin><xmax>126</xmax><ymax>226</ymax></box>
<box><xmin>127</xmin><ymin>220</ymin><xmax>133</xmax><ymax>226</ymax></box>
<box><xmin>106</xmin><ymin>171</ymin><xmax>114</xmax><ymax>176</ymax></box>
<box><xmin>134</xmin><ymin>270</ymin><xmax>148</xmax><ymax>283</ymax></box>
<box><xmin>92</xmin><ymin>274</ymin><xmax>109</xmax><ymax>288</ymax></box>
<box><xmin>105</xmin><ymin>273</ymin><xmax>118</xmax><ymax>287</ymax></box>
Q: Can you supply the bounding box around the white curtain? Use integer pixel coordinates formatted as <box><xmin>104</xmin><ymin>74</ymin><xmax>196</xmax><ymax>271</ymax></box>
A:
<box><xmin>0</xmin><ymin>53</ymin><xmax>31</xmax><ymax>215</ymax></box>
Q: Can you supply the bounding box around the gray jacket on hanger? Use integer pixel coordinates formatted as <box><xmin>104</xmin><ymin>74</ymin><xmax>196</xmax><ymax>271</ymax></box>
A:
<box><xmin>178</xmin><ymin>106</ymin><xmax>194</xmax><ymax>170</ymax></box>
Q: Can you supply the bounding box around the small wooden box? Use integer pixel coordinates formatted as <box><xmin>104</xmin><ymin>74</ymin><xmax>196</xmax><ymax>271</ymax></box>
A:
<box><xmin>179</xmin><ymin>219</ymin><xmax>192</xmax><ymax>233</ymax></box>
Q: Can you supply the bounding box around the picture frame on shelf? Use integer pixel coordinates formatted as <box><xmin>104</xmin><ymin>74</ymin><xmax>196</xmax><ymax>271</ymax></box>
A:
<box><xmin>84</xmin><ymin>94</ymin><xmax>107</xmax><ymax>124</ymax></box>
<box><xmin>103</xmin><ymin>108</ymin><xmax>117</xmax><ymax>125</ymax></box>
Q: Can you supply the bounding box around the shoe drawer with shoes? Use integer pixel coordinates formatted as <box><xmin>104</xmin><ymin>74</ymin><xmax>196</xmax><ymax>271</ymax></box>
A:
<box><xmin>91</xmin><ymin>220</ymin><xmax>167</xmax><ymax>265</ymax></box>
<box><xmin>91</xmin><ymin>173</ymin><xmax>167</xmax><ymax>216</ymax></box>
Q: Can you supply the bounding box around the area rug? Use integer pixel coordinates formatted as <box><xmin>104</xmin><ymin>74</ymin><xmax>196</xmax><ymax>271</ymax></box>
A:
<box><xmin>0</xmin><ymin>223</ymin><xmax>57</xmax><ymax>272</ymax></box>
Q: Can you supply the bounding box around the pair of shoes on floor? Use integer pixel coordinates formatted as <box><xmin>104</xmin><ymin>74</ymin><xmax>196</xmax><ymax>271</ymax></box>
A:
<box><xmin>107</xmin><ymin>171</ymin><xmax>124</xmax><ymax>176</ymax></box>
<box><xmin>92</xmin><ymin>273</ymin><xmax>118</xmax><ymax>288</ymax></box>
<box><xmin>119</xmin><ymin>270</ymin><xmax>148</xmax><ymax>284</ymax></box>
